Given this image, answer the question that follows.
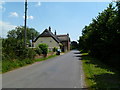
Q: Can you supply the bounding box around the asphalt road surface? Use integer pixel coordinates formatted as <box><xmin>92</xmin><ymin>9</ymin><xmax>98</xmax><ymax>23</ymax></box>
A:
<box><xmin>2</xmin><ymin>50</ymin><xmax>84</xmax><ymax>88</ymax></box>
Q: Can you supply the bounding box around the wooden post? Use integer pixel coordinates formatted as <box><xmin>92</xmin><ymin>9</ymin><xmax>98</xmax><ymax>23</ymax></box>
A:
<box><xmin>24</xmin><ymin>0</ymin><xmax>27</xmax><ymax>47</ymax></box>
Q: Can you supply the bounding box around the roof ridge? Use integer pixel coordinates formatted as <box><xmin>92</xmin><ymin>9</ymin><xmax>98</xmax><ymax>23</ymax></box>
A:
<box><xmin>33</xmin><ymin>29</ymin><xmax>60</xmax><ymax>43</ymax></box>
<box><xmin>48</xmin><ymin>30</ymin><xmax>60</xmax><ymax>43</ymax></box>
<box><xmin>57</xmin><ymin>34</ymin><xmax>67</xmax><ymax>35</ymax></box>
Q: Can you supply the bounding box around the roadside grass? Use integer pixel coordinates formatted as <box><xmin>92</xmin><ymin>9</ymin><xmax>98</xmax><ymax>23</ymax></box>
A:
<box><xmin>35</xmin><ymin>54</ymin><xmax>57</xmax><ymax>62</ymax></box>
<box><xmin>81</xmin><ymin>53</ymin><xmax>120</xmax><ymax>89</ymax></box>
<box><xmin>0</xmin><ymin>59</ymin><xmax>1</xmax><ymax>74</ymax></box>
<box><xmin>2</xmin><ymin>54</ymin><xmax>57</xmax><ymax>73</ymax></box>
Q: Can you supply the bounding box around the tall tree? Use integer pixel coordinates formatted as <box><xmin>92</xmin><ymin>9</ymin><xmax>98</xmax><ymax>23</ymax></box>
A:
<box><xmin>2</xmin><ymin>26</ymin><xmax>39</xmax><ymax>60</ymax></box>
<box><xmin>78</xmin><ymin>3</ymin><xmax>120</xmax><ymax>69</ymax></box>
<box><xmin>7</xmin><ymin>26</ymin><xmax>39</xmax><ymax>41</ymax></box>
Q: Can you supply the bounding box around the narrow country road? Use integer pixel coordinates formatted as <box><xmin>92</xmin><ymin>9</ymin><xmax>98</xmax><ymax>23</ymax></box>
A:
<box><xmin>2</xmin><ymin>50</ymin><xmax>84</xmax><ymax>88</ymax></box>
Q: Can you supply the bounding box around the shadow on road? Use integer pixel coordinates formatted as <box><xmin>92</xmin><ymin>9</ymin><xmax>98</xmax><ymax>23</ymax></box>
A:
<box><xmin>73</xmin><ymin>51</ymin><xmax>88</xmax><ymax>60</ymax></box>
<box><xmin>73</xmin><ymin>51</ymin><xmax>82</xmax><ymax>60</ymax></box>
<box><xmin>73</xmin><ymin>50</ymin><xmax>120</xmax><ymax>88</ymax></box>
<box><xmin>74</xmin><ymin>52</ymin><xmax>81</xmax><ymax>54</ymax></box>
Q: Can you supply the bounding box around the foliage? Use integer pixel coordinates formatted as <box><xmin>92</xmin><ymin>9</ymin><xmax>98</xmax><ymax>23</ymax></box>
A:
<box><xmin>81</xmin><ymin>53</ymin><xmax>120</xmax><ymax>89</ymax></box>
<box><xmin>78</xmin><ymin>3</ymin><xmax>120</xmax><ymax>70</ymax></box>
<box><xmin>2</xmin><ymin>39</ymin><xmax>36</xmax><ymax>60</ymax></box>
<box><xmin>70</xmin><ymin>41</ymin><xmax>78</xmax><ymax>50</ymax></box>
<box><xmin>0</xmin><ymin>38</ymin><xmax>1</xmax><ymax>73</ymax></box>
<box><xmin>2</xmin><ymin>58</ymin><xmax>34</xmax><ymax>73</ymax></box>
<box><xmin>35</xmin><ymin>47</ymin><xmax>42</xmax><ymax>55</ymax></box>
<box><xmin>23</xmin><ymin>48</ymin><xmax>36</xmax><ymax>60</ymax></box>
<box><xmin>38</xmin><ymin>43</ymin><xmax>48</xmax><ymax>56</ymax></box>
<box><xmin>7</xmin><ymin>26</ymin><xmax>39</xmax><ymax>41</ymax></box>
<box><xmin>2</xmin><ymin>26</ymin><xmax>39</xmax><ymax>61</ymax></box>
<box><xmin>53</xmin><ymin>47</ymin><xmax>58</xmax><ymax>52</ymax></box>
<box><xmin>2</xmin><ymin>54</ymin><xmax>57</xmax><ymax>73</ymax></box>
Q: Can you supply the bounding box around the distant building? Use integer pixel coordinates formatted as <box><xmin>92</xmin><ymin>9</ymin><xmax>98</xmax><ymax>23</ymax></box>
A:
<box><xmin>33</xmin><ymin>27</ymin><xmax>70</xmax><ymax>52</ymax></box>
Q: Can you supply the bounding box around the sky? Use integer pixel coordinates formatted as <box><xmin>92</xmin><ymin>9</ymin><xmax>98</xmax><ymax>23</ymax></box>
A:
<box><xmin>0</xmin><ymin>1</ymin><xmax>111</xmax><ymax>41</ymax></box>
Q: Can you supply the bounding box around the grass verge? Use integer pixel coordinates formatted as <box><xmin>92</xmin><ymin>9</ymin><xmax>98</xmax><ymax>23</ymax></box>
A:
<box><xmin>34</xmin><ymin>54</ymin><xmax>57</xmax><ymax>62</ymax></box>
<box><xmin>81</xmin><ymin>53</ymin><xmax>120</xmax><ymax>89</ymax></box>
<box><xmin>2</xmin><ymin>54</ymin><xmax>57</xmax><ymax>73</ymax></box>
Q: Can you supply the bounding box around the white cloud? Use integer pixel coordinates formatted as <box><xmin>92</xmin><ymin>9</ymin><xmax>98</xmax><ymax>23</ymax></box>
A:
<box><xmin>0</xmin><ymin>6</ymin><xmax>5</xmax><ymax>12</ymax></box>
<box><xmin>23</xmin><ymin>15</ymin><xmax>34</xmax><ymax>20</ymax></box>
<box><xmin>0</xmin><ymin>6</ymin><xmax>3</xmax><ymax>9</ymax></box>
<box><xmin>36</xmin><ymin>2</ymin><xmax>41</xmax><ymax>7</ymax></box>
<box><xmin>0</xmin><ymin>21</ymin><xmax>16</xmax><ymax>38</ymax></box>
<box><xmin>29</xmin><ymin>16</ymin><xmax>34</xmax><ymax>20</ymax></box>
<box><xmin>0</xmin><ymin>0</ymin><xmax>5</xmax><ymax>11</ymax></box>
<box><xmin>0</xmin><ymin>1</ymin><xmax>5</xmax><ymax>5</ymax></box>
<box><xmin>10</xmin><ymin>12</ymin><xmax>19</xmax><ymax>17</ymax></box>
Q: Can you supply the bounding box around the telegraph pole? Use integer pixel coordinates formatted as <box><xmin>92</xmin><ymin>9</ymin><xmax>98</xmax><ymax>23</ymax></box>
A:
<box><xmin>24</xmin><ymin>0</ymin><xmax>27</xmax><ymax>47</ymax></box>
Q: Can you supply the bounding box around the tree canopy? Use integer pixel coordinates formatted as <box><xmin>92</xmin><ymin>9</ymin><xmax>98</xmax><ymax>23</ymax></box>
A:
<box><xmin>78</xmin><ymin>2</ymin><xmax>120</xmax><ymax>70</ymax></box>
<box><xmin>70</xmin><ymin>41</ymin><xmax>78</xmax><ymax>50</ymax></box>
<box><xmin>2</xmin><ymin>26</ymin><xmax>39</xmax><ymax>60</ymax></box>
<box><xmin>7</xmin><ymin>26</ymin><xmax>39</xmax><ymax>41</ymax></box>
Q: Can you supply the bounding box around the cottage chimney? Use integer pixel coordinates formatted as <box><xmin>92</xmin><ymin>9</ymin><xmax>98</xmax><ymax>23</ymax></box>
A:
<box><xmin>49</xmin><ymin>26</ymin><xmax>51</xmax><ymax>32</ymax></box>
<box><xmin>67</xmin><ymin>33</ymin><xmax>69</xmax><ymax>36</ymax></box>
<box><xmin>55</xmin><ymin>30</ymin><xmax>57</xmax><ymax>35</ymax></box>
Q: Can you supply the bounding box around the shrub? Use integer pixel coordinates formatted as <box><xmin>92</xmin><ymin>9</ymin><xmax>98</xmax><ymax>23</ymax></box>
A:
<box><xmin>53</xmin><ymin>47</ymin><xmax>58</xmax><ymax>52</ymax></box>
<box><xmin>26</xmin><ymin>48</ymin><xmax>36</xmax><ymax>60</ymax></box>
<box><xmin>38</xmin><ymin>43</ymin><xmax>48</xmax><ymax>57</ymax></box>
<box><xmin>35</xmin><ymin>47</ymin><xmax>42</xmax><ymax>55</ymax></box>
<box><xmin>24</xmin><ymin>58</ymin><xmax>34</xmax><ymax>64</ymax></box>
<box><xmin>16</xmin><ymin>47</ymin><xmax>36</xmax><ymax>60</ymax></box>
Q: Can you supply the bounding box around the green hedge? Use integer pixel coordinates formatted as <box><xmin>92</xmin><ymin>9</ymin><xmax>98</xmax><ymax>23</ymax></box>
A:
<box><xmin>2</xmin><ymin>59</ymin><xmax>34</xmax><ymax>73</ymax></box>
<box><xmin>2</xmin><ymin>54</ymin><xmax>57</xmax><ymax>73</ymax></box>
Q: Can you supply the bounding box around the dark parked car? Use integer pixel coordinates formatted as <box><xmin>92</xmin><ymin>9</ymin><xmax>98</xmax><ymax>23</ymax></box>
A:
<box><xmin>56</xmin><ymin>49</ymin><xmax>61</xmax><ymax>55</ymax></box>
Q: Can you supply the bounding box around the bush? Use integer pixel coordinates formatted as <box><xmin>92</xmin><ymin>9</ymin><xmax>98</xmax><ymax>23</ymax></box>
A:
<box><xmin>53</xmin><ymin>47</ymin><xmax>58</xmax><ymax>52</ymax></box>
<box><xmin>35</xmin><ymin>47</ymin><xmax>42</xmax><ymax>55</ymax></box>
<box><xmin>16</xmin><ymin>47</ymin><xmax>36</xmax><ymax>60</ymax></box>
<box><xmin>78</xmin><ymin>3</ymin><xmax>120</xmax><ymax>70</ymax></box>
<box><xmin>27</xmin><ymin>48</ymin><xmax>36</xmax><ymax>60</ymax></box>
<box><xmin>24</xmin><ymin>58</ymin><xmax>34</xmax><ymax>64</ymax></box>
<box><xmin>38</xmin><ymin>43</ymin><xmax>48</xmax><ymax>57</ymax></box>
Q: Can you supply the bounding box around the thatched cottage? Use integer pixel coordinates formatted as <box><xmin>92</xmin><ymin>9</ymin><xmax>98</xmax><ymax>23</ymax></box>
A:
<box><xmin>33</xmin><ymin>27</ymin><xmax>70</xmax><ymax>52</ymax></box>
